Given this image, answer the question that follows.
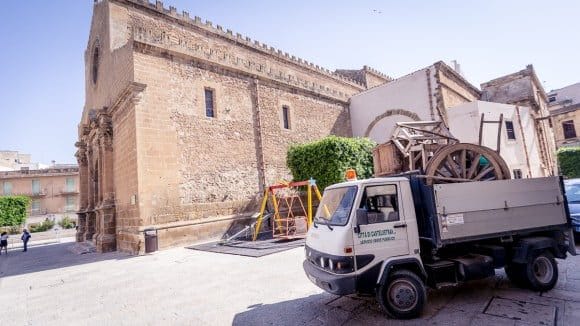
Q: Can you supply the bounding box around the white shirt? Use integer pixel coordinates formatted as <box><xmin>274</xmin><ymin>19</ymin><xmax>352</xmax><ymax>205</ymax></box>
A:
<box><xmin>0</xmin><ymin>234</ymin><xmax>8</xmax><ymax>241</ymax></box>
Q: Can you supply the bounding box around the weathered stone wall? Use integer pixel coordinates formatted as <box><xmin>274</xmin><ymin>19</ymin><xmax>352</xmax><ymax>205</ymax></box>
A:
<box><xmin>437</xmin><ymin>70</ymin><xmax>480</xmax><ymax>109</ymax></box>
<box><xmin>111</xmin><ymin>99</ymin><xmax>140</xmax><ymax>253</ymax></box>
<box><xmin>481</xmin><ymin>75</ymin><xmax>533</xmax><ymax>105</ymax></box>
<box><xmin>257</xmin><ymin>83</ymin><xmax>352</xmax><ymax>184</ymax></box>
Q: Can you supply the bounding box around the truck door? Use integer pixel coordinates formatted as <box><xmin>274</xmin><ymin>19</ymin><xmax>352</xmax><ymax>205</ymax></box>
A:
<box><xmin>353</xmin><ymin>184</ymin><xmax>409</xmax><ymax>264</ymax></box>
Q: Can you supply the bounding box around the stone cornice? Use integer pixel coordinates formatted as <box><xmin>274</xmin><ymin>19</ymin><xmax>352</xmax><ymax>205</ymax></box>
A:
<box><xmin>133</xmin><ymin>41</ymin><xmax>350</xmax><ymax>105</ymax></box>
<box><xmin>108</xmin><ymin>82</ymin><xmax>147</xmax><ymax>119</ymax></box>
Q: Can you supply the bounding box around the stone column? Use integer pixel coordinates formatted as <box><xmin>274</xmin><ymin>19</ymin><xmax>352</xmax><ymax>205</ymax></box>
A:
<box><xmin>95</xmin><ymin>112</ymin><xmax>117</xmax><ymax>252</ymax></box>
<box><xmin>84</xmin><ymin>146</ymin><xmax>96</xmax><ymax>241</ymax></box>
<box><xmin>75</xmin><ymin>142</ymin><xmax>89</xmax><ymax>243</ymax></box>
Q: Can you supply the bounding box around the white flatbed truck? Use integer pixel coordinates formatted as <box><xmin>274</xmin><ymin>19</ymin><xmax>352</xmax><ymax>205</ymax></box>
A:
<box><xmin>303</xmin><ymin>173</ymin><xmax>576</xmax><ymax>319</ymax></box>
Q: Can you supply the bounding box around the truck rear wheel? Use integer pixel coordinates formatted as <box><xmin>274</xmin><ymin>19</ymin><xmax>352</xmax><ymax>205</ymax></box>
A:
<box><xmin>524</xmin><ymin>251</ymin><xmax>558</xmax><ymax>292</ymax></box>
<box><xmin>377</xmin><ymin>270</ymin><xmax>426</xmax><ymax>319</ymax></box>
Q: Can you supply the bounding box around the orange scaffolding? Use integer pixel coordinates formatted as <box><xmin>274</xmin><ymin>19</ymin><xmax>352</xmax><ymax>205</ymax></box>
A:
<box><xmin>252</xmin><ymin>178</ymin><xmax>323</xmax><ymax>241</ymax></box>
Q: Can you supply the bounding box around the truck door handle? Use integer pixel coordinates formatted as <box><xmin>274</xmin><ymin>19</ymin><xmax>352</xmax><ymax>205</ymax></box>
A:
<box><xmin>394</xmin><ymin>223</ymin><xmax>407</xmax><ymax>228</ymax></box>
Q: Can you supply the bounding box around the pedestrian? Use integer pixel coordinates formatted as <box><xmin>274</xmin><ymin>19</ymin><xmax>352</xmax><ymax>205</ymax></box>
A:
<box><xmin>0</xmin><ymin>232</ymin><xmax>8</xmax><ymax>255</ymax></box>
<box><xmin>21</xmin><ymin>229</ymin><xmax>31</xmax><ymax>252</ymax></box>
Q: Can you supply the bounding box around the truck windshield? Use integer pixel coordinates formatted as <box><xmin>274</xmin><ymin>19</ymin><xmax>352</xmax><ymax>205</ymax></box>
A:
<box><xmin>314</xmin><ymin>186</ymin><xmax>357</xmax><ymax>226</ymax></box>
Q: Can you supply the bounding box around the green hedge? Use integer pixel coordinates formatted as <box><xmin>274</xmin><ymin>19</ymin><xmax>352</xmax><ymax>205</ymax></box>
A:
<box><xmin>557</xmin><ymin>146</ymin><xmax>580</xmax><ymax>179</ymax></box>
<box><xmin>287</xmin><ymin>136</ymin><xmax>376</xmax><ymax>190</ymax></box>
<box><xmin>0</xmin><ymin>196</ymin><xmax>30</xmax><ymax>227</ymax></box>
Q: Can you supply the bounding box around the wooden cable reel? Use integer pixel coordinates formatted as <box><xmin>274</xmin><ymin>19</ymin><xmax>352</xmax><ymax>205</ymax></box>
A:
<box><xmin>423</xmin><ymin>143</ymin><xmax>511</xmax><ymax>185</ymax></box>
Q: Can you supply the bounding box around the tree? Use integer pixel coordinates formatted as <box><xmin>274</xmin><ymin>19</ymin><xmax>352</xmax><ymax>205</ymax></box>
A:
<box><xmin>0</xmin><ymin>196</ymin><xmax>30</xmax><ymax>227</ymax></box>
<box><xmin>557</xmin><ymin>147</ymin><xmax>580</xmax><ymax>179</ymax></box>
<box><xmin>287</xmin><ymin>136</ymin><xmax>376</xmax><ymax>190</ymax></box>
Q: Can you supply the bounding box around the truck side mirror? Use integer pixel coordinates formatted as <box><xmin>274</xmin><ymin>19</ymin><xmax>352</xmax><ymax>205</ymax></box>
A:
<box><xmin>354</xmin><ymin>209</ymin><xmax>368</xmax><ymax>233</ymax></box>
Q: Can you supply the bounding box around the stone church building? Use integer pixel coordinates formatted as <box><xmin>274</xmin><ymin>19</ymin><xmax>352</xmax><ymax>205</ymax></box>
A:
<box><xmin>78</xmin><ymin>0</ymin><xmax>556</xmax><ymax>254</ymax></box>
<box><xmin>77</xmin><ymin>0</ymin><xmax>391</xmax><ymax>253</ymax></box>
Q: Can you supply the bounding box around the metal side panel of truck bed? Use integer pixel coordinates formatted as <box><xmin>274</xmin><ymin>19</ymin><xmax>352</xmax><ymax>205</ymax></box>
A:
<box><xmin>433</xmin><ymin>176</ymin><xmax>569</xmax><ymax>242</ymax></box>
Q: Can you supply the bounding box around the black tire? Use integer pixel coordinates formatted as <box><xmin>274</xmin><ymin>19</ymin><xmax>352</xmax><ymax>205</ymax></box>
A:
<box><xmin>524</xmin><ymin>251</ymin><xmax>558</xmax><ymax>292</ymax></box>
<box><xmin>377</xmin><ymin>270</ymin><xmax>426</xmax><ymax>319</ymax></box>
<box><xmin>504</xmin><ymin>262</ymin><xmax>529</xmax><ymax>288</ymax></box>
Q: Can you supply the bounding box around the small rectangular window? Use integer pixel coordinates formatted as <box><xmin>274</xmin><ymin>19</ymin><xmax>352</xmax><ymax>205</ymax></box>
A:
<box><xmin>66</xmin><ymin>177</ymin><xmax>75</xmax><ymax>192</ymax></box>
<box><xmin>513</xmin><ymin>169</ymin><xmax>522</xmax><ymax>179</ymax></box>
<box><xmin>548</xmin><ymin>96</ymin><xmax>556</xmax><ymax>103</ymax></box>
<box><xmin>204</xmin><ymin>88</ymin><xmax>215</xmax><ymax>118</ymax></box>
<box><xmin>32</xmin><ymin>179</ymin><xmax>41</xmax><ymax>195</ymax></box>
<box><xmin>31</xmin><ymin>199</ymin><xmax>41</xmax><ymax>214</ymax></box>
<box><xmin>563</xmin><ymin>120</ymin><xmax>577</xmax><ymax>139</ymax></box>
<box><xmin>65</xmin><ymin>196</ymin><xmax>76</xmax><ymax>211</ymax></box>
<box><xmin>3</xmin><ymin>182</ymin><xmax>12</xmax><ymax>196</ymax></box>
<box><xmin>505</xmin><ymin>121</ymin><xmax>516</xmax><ymax>140</ymax></box>
<box><xmin>282</xmin><ymin>106</ymin><xmax>290</xmax><ymax>129</ymax></box>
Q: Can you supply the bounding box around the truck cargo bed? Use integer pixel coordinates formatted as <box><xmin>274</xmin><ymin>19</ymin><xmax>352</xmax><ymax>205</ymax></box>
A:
<box><xmin>409</xmin><ymin>176</ymin><xmax>569</xmax><ymax>248</ymax></box>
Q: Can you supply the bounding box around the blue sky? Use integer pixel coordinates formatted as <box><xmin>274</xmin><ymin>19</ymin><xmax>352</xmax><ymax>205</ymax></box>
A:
<box><xmin>0</xmin><ymin>0</ymin><xmax>578</xmax><ymax>164</ymax></box>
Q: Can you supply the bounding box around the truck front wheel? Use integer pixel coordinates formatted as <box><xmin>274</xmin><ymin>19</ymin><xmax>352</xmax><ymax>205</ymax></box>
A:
<box><xmin>524</xmin><ymin>251</ymin><xmax>558</xmax><ymax>292</ymax></box>
<box><xmin>377</xmin><ymin>270</ymin><xmax>426</xmax><ymax>319</ymax></box>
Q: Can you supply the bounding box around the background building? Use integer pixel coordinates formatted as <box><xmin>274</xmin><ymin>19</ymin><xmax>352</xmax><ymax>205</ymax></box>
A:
<box><xmin>480</xmin><ymin>65</ymin><xmax>557</xmax><ymax>176</ymax></box>
<box><xmin>547</xmin><ymin>83</ymin><xmax>580</xmax><ymax>148</ymax></box>
<box><xmin>0</xmin><ymin>166</ymin><xmax>80</xmax><ymax>216</ymax></box>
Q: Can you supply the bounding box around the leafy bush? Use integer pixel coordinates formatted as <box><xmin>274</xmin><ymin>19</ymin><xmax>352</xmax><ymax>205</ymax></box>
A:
<box><xmin>58</xmin><ymin>215</ymin><xmax>76</xmax><ymax>229</ymax></box>
<box><xmin>287</xmin><ymin>136</ymin><xmax>376</xmax><ymax>190</ymax></box>
<box><xmin>29</xmin><ymin>219</ymin><xmax>55</xmax><ymax>233</ymax></box>
<box><xmin>557</xmin><ymin>147</ymin><xmax>580</xmax><ymax>179</ymax></box>
<box><xmin>0</xmin><ymin>225</ymin><xmax>21</xmax><ymax>235</ymax></box>
<box><xmin>0</xmin><ymin>196</ymin><xmax>30</xmax><ymax>227</ymax></box>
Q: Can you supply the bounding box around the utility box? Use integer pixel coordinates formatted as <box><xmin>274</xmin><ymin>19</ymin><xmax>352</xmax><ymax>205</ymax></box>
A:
<box><xmin>144</xmin><ymin>229</ymin><xmax>158</xmax><ymax>253</ymax></box>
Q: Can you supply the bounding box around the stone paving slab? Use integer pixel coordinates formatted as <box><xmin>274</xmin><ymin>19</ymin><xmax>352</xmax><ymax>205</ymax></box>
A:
<box><xmin>0</xmin><ymin>242</ymin><xmax>579</xmax><ymax>325</ymax></box>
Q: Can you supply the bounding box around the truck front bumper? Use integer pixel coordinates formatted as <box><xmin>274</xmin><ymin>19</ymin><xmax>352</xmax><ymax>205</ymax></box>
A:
<box><xmin>303</xmin><ymin>260</ymin><xmax>356</xmax><ymax>296</ymax></box>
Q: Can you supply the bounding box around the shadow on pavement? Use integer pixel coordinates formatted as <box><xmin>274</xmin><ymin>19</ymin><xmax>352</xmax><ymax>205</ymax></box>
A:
<box><xmin>232</xmin><ymin>293</ymin><xmax>342</xmax><ymax>326</ymax></box>
<box><xmin>0</xmin><ymin>241</ymin><xmax>133</xmax><ymax>278</ymax></box>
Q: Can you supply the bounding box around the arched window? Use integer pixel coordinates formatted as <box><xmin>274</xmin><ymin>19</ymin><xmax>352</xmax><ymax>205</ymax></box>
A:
<box><xmin>92</xmin><ymin>41</ymin><xmax>100</xmax><ymax>85</ymax></box>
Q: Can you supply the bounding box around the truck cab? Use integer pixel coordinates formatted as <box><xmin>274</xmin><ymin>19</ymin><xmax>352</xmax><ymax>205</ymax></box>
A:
<box><xmin>304</xmin><ymin>177</ymin><xmax>426</xmax><ymax>317</ymax></box>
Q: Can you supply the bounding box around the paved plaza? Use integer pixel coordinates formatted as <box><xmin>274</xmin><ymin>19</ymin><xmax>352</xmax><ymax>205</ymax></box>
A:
<box><xmin>1</xmin><ymin>241</ymin><xmax>580</xmax><ymax>325</ymax></box>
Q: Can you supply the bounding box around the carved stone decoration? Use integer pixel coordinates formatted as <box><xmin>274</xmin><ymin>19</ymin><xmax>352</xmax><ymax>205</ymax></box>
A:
<box><xmin>97</xmin><ymin>110</ymin><xmax>114</xmax><ymax>151</ymax></box>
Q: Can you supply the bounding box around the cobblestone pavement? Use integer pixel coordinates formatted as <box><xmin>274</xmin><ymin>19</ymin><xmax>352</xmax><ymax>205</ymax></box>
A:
<box><xmin>0</xmin><ymin>241</ymin><xmax>579</xmax><ymax>325</ymax></box>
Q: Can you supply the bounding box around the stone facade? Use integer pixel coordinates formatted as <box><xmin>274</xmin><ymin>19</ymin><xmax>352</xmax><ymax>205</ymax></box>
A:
<box><xmin>0</xmin><ymin>167</ymin><xmax>79</xmax><ymax>216</ymax></box>
<box><xmin>77</xmin><ymin>0</ymin><xmax>383</xmax><ymax>253</ymax></box>
<box><xmin>481</xmin><ymin>65</ymin><xmax>558</xmax><ymax>175</ymax></box>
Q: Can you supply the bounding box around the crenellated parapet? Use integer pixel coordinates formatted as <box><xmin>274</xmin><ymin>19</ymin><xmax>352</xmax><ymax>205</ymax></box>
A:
<box><xmin>363</xmin><ymin>65</ymin><xmax>393</xmax><ymax>81</ymax></box>
<box><xmin>119</xmin><ymin>0</ymin><xmax>367</xmax><ymax>99</ymax></box>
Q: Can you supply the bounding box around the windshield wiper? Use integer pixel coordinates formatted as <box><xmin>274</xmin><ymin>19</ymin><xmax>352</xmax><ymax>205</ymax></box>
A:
<box><xmin>313</xmin><ymin>220</ymin><xmax>318</xmax><ymax>228</ymax></box>
<box><xmin>325</xmin><ymin>223</ymin><xmax>334</xmax><ymax>231</ymax></box>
